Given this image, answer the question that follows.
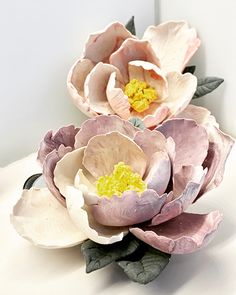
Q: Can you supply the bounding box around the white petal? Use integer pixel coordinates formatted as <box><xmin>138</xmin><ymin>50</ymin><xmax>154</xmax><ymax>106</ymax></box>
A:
<box><xmin>11</xmin><ymin>188</ymin><xmax>87</xmax><ymax>249</ymax></box>
<box><xmin>66</xmin><ymin>186</ymin><xmax>128</xmax><ymax>244</ymax></box>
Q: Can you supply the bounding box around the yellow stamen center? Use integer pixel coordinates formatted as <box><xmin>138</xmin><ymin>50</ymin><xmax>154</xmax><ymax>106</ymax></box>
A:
<box><xmin>96</xmin><ymin>162</ymin><xmax>147</xmax><ymax>198</ymax></box>
<box><xmin>124</xmin><ymin>79</ymin><xmax>158</xmax><ymax>113</ymax></box>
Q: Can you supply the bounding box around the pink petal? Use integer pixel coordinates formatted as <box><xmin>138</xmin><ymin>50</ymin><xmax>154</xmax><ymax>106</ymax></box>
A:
<box><xmin>142</xmin><ymin>105</ymin><xmax>169</xmax><ymax>128</ymax></box>
<box><xmin>106</xmin><ymin>71</ymin><xmax>131</xmax><ymax>119</ymax></box>
<box><xmin>43</xmin><ymin>145</ymin><xmax>73</xmax><ymax>206</ymax></box>
<box><xmin>151</xmin><ymin>166</ymin><xmax>206</xmax><ymax>226</ymax></box>
<box><xmin>177</xmin><ymin>104</ymin><xmax>214</xmax><ymax>125</ymax></box>
<box><xmin>84</xmin><ymin>62</ymin><xmax>122</xmax><ymax>115</ymax></box>
<box><xmin>74</xmin><ymin>115</ymin><xmax>139</xmax><ymax>149</ymax></box>
<box><xmin>92</xmin><ymin>189</ymin><xmax>167</xmax><ymax>226</ymax></box>
<box><xmin>157</xmin><ymin>118</ymin><xmax>209</xmax><ymax>173</ymax></box>
<box><xmin>143</xmin><ymin>21</ymin><xmax>201</xmax><ymax>74</ymax></box>
<box><xmin>37</xmin><ymin>125</ymin><xmax>79</xmax><ymax>165</ymax></box>
<box><xmin>67</xmin><ymin>58</ymin><xmax>97</xmax><ymax>117</ymax></box>
<box><xmin>130</xmin><ymin>211</ymin><xmax>222</xmax><ymax>254</ymax></box>
<box><xmin>83</xmin><ymin>132</ymin><xmax>147</xmax><ymax>179</ymax></box>
<box><xmin>83</xmin><ymin>22</ymin><xmax>133</xmax><ymax>63</ymax></box>
<box><xmin>145</xmin><ymin>151</ymin><xmax>171</xmax><ymax>195</ymax></box>
<box><xmin>128</xmin><ymin>60</ymin><xmax>168</xmax><ymax>100</ymax></box>
<box><xmin>164</xmin><ymin>72</ymin><xmax>197</xmax><ymax>117</ymax></box>
<box><xmin>110</xmin><ymin>39</ymin><xmax>160</xmax><ymax>82</ymax></box>
<box><xmin>134</xmin><ymin>129</ymin><xmax>167</xmax><ymax>158</ymax></box>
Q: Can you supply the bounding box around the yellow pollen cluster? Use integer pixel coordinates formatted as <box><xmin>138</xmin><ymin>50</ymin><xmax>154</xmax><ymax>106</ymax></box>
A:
<box><xmin>96</xmin><ymin>162</ymin><xmax>147</xmax><ymax>198</ymax></box>
<box><xmin>124</xmin><ymin>79</ymin><xmax>158</xmax><ymax>113</ymax></box>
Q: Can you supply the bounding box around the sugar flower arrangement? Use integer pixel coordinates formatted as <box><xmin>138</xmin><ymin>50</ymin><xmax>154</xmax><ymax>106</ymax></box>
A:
<box><xmin>11</xmin><ymin>17</ymin><xmax>234</xmax><ymax>284</ymax></box>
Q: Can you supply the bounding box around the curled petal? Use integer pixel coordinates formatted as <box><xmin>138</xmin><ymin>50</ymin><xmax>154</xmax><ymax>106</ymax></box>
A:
<box><xmin>151</xmin><ymin>166</ymin><xmax>206</xmax><ymax>226</ymax></box>
<box><xmin>128</xmin><ymin>60</ymin><xmax>168</xmax><ymax>100</ymax></box>
<box><xmin>142</xmin><ymin>105</ymin><xmax>169</xmax><ymax>128</ymax></box>
<box><xmin>157</xmin><ymin>118</ymin><xmax>209</xmax><ymax>172</ymax></box>
<box><xmin>134</xmin><ymin>129</ymin><xmax>166</xmax><ymax>158</ymax></box>
<box><xmin>83</xmin><ymin>22</ymin><xmax>133</xmax><ymax>63</ymax></box>
<box><xmin>92</xmin><ymin>189</ymin><xmax>167</xmax><ymax>226</ymax></box>
<box><xmin>83</xmin><ymin>132</ymin><xmax>147</xmax><ymax>178</ymax></box>
<box><xmin>143</xmin><ymin>21</ymin><xmax>201</xmax><ymax>74</ymax></box>
<box><xmin>67</xmin><ymin>58</ymin><xmax>97</xmax><ymax>117</ymax></box>
<box><xmin>66</xmin><ymin>186</ymin><xmax>128</xmax><ymax>244</ymax></box>
<box><xmin>37</xmin><ymin>125</ymin><xmax>79</xmax><ymax>165</ymax></box>
<box><xmin>106</xmin><ymin>71</ymin><xmax>131</xmax><ymax>119</ymax></box>
<box><xmin>110</xmin><ymin>39</ymin><xmax>160</xmax><ymax>82</ymax></box>
<box><xmin>130</xmin><ymin>211</ymin><xmax>222</xmax><ymax>254</ymax></box>
<box><xmin>74</xmin><ymin>115</ymin><xmax>139</xmax><ymax>149</ymax></box>
<box><xmin>164</xmin><ymin>72</ymin><xmax>197</xmax><ymax>117</ymax></box>
<box><xmin>84</xmin><ymin>62</ymin><xmax>122</xmax><ymax>114</ymax></box>
<box><xmin>43</xmin><ymin>145</ymin><xmax>73</xmax><ymax>206</ymax></box>
<box><xmin>11</xmin><ymin>188</ymin><xmax>87</xmax><ymax>248</ymax></box>
<box><xmin>145</xmin><ymin>151</ymin><xmax>171</xmax><ymax>195</ymax></box>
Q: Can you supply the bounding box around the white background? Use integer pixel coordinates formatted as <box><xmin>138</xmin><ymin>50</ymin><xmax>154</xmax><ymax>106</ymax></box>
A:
<box><xmin>1</xmin><ymin>0</ymin><xmax>236</xmax><ymax>166</ymax></box>
<box><xmin>0</xmin><ymin>0</ymin><xmax>155</xmax><ymax>166</ymax></box>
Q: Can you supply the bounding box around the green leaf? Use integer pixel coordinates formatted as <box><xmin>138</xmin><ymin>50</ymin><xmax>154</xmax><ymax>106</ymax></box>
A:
<box><xmin>117</xmin><ymin>246</ymin><xmax>171</xmax><ymax>284</ymax></box>
<box><xmin>125</xmin><ymin>16</ymin><xmax>136</xmax><ymax>35</ymax></box>
<box><xmin>183</xmin><ymin>65</ymin><xmax>196</xmax><ymax>74</ymax></box>
<box><xmin>23</xmin><ymin>173</ymin><xmax>42</xmax><ymax>189</ymax></box>
<box><xmin>193</xmin><ymin>77</ymin><xmax>224</xmax><ymax>99</ymax></box>
<box><xmin>81</xmin><ymin>234</ymin><xmax>140</xmax><ymax>273</ymax></box>
<box><xmin>129</xmin><ymin>117</ymin><xmax>145</xmax><ymax>130</ymax></box>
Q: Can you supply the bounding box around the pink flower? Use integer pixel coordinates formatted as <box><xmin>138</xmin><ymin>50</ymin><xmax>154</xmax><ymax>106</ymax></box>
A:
<box><xmin>67</xmin><ymin>21</ymin><xmax>200</xmax><ymax>128</ymax></box>
<box><xmin>11</xmin><ymin>107</ymin><xmax>234</xmax><ymax>254</ymax></box>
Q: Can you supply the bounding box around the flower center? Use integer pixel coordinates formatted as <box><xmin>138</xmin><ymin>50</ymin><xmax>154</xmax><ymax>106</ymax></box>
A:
<box><xmin>96</xmin><ymin>162</ymin><xmax>146</xmax><ymax>198</ymax></box>
<box><xmin>124</xmin><ymin>79</ymin><xmax>158</xmax><ymax>113</ymax></box>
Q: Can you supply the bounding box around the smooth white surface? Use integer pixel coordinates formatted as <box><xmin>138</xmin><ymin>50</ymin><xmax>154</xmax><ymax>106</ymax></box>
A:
<box><xmin>0</xmin><ymin>145</ymin><xmax>236</xmax><ymax>295</ymax></box>
<box><xmin>158</xmin><ymin>0</ymin><xmax>236</xmax><ymax>138</ymax></box>
<box><xmin>0</xmin><ymin>0</ymin><xmax>155</xmax><ymax>166</ymax></box>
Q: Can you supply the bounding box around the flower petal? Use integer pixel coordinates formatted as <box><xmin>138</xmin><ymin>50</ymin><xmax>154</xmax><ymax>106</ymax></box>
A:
<box><xmin>134</xmin><ymin>129</ymin><xmax>167</xmax><ymax>158</ymax></box>
<box><xmin>106</xmin><ymin>71</ymin><xmax>131</xmax><ymax>119</ymax></box>
<box><xmin>157</xmin><ymin>118</ymin><xmax>209</xmax><ymax>172</ymax></box>
<box><xmin>110</xmin><ymin>39</ymin><xmax>160</xmax><ymax>82</ymax></box>
<box><xmin>84</xmin><ymin>62</ymin><xmax>122</xmax><ymax>115</ymax></box>
<box><xmin>164</xmin><ymin>72</ymin><xmax>197</xmax><ymax>116</ymax></box>
<box><xmin>143</xmin><ymin>21</ymin><xmax>200</xmax><ymax>74</ymax></box>
<box><xmin>92</xmin><ymin>189</ymin><xmax>167</xmax><ymax>226</ymax></box>
<box><xmin>37</xmin><ymin>125</ymin><xmax>79</xmax><ymax>165</ymax></box>
<box><xmin>83</xmin><ymin>132</ymin><xmax>147</xmax><ymax>178</ymax></box>
<box><xmin>128</xmin><ymin>60</ymin><xmax>168</xmax><ymax>100</ymax></box>
<box><xmin>67</xmin><ymin>58</ymin><xmax>97</xmax><ymax>117</ymax></box>
<box><xmin>151</xmin><ymin>166</ymin><xmax>206</xmax><ymax>226</ymax></box>
<box><xmin>66</xmin><ymin>186</ymin><xmax>128</xmax><ymax>244</ymax></box>
<box><xmin>130</xmin><ymin>211</ymin><xmax>222</xmax><ymax>254</ymax></box>
<box><xmin>142</xmin><ymin>105</ymin><xmax>170</xmax><ymax>128</ymax></box>
<box><xmin>43</xmin><ymin>145</ymin><xmax>72</xmax><ymax>206</ymax></box>
<box><xmin>74</xmin><ymin>115</ymin><xmax>139</xmax><ymax>149</ymax></box>
<box><xmin>83</xmin><ymin>22</ymin><xmax>133</xmax><ymax>63</ymax></box>
<box><xmin>11</xmin><ymin>188</ymin><xmax>87</xmax><ymax>248</ymax></box>
<box><xmin>145</xmin><ymin>151</ymin><xmax>171</xmax><ymax>195</ymax></box>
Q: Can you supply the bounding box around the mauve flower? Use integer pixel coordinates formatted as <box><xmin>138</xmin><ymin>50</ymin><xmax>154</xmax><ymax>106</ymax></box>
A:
<box><xmin>11</xmin><ymin>108</ymin><xmax>234</xmax><ymax>254</ymax></box>
<box><xmin>67</xmin><ymin>21</ymin><xmax>200</xmax><ymax>128</ymax></box>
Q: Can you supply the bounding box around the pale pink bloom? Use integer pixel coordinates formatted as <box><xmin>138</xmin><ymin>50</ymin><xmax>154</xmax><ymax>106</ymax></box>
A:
<box><xmin>67</xmin><ymin>21</ymin><xmax>200</xmax><ymax>128</ymax></box>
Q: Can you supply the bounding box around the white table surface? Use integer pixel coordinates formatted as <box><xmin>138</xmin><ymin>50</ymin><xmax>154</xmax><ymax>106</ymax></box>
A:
<box><xmin>1</xmin><ymin>147</ymin><xmax>236</xmax><ymax>295</ymax></box>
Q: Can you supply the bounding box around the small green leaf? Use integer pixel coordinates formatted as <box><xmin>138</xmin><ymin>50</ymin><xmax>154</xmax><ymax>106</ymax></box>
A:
<box><xmin>129</xmin><ymin>117</ymin><xmax>145</xmax><ymax>130</ymax></box>
<box><xmin>23</xmin><ymin>173</ymin><xmax>42</xmax><ymax>189</ymax></box>
<box><xmin>117</xmin><ymin>246</ymin><xmax>171</xmax><ymax>284</ymax></box>
<box><xmin>193</xmin><ymin>77</ymin><xmax>224</xmax><ymax>99</ymax></box>
<box><xmin>81</xmin><ymin>234</ymin><xmax>140</xmax><ymax>273</ymax></box>
<box><xmin>183</xmin><ymin>65</ymin><xmax>196</xmax><ymax>74</ymax></box>
<box><xmin>125</xmin><ymin>16</ymin><xmax>136</xmax><ymax>35</ymax></box>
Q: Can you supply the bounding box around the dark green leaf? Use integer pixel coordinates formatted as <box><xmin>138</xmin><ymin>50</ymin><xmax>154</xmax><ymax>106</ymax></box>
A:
<box><xmin>81</xmin><ymin>234</ymin><xmax>141</xmax><ymax>273</ymax></box>
<box><xmin>193</xmin><ymin>77</ymin><xmax>224</xmax><ymax>99</ymax></box>
<box><xmin>23</xmin><ymin>173</ymin><xmax>42</xmax><ymax>189</ymax></box>
<box><xmin>125</xmin><ymin>16</ymin><xmax>136</xmax><ymax>35</ymax></box>
<box><xmin>183</xmin><ymin>65</ymin><xmax>196</xmax><ymax>74</ymax></box>
<box><xmin>117</xmin><ymin>246</ymin><xmax>171</xmax><ymax>284</ymax></box>
<box><xmin>129</xmin><ymin>117</ymin><xmax>145</xmax><ymax>130</ymax></box>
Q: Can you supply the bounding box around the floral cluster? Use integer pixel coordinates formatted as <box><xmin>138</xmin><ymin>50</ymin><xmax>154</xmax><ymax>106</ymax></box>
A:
<box><xmin>11</xmin><ymin>20</ymin><xmax>234</xmax><ymax>284</ymax></box>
